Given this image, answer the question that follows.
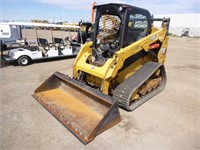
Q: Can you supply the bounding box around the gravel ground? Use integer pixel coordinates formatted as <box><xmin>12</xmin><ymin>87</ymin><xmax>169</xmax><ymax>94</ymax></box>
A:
<box><xmin>0</xmin><ymin>37</ymin><xmax>200</xmax><ymax>150</ymax></box>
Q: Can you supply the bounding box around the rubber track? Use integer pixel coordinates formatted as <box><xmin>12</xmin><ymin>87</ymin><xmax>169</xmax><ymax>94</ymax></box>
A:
<box><xmin>113</xmin><ymin>62</ymin><xmax>166</xmax><ymax>111</ymax></box>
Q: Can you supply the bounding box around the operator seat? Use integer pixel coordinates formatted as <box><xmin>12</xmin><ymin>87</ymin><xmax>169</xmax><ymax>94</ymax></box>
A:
<box><xmin>37</xmin><ymin>38</ymin><xmax>49</xmax><ymax>56</ymax></box>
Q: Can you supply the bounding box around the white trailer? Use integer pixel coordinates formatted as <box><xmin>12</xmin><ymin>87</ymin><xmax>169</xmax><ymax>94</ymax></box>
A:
<box><xmin>0</xmin><ymin>23</ymin><xmax>22</xmax><ymax>44</ymax></box>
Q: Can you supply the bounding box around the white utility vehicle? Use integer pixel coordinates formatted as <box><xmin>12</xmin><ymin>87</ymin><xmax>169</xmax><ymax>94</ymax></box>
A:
<box><xmin>0</xmin><ymin>22</ymin><xmax>85</xmax><ymax>66</ymax></box>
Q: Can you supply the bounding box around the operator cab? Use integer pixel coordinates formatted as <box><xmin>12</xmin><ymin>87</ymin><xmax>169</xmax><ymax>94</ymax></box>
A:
<box><xmin>92</xmin><ymin>3</ymin><xmax>151</xmax><ymax>62</ymax></box>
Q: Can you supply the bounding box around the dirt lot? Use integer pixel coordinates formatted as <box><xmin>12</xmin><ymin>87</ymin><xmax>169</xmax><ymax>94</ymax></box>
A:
<box><xmin>0</xmin><ymin>37</ymin><xmax>200</xmax><ymax>150</ymax></box>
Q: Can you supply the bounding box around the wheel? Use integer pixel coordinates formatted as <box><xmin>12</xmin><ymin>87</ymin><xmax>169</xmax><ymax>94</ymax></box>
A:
<box><xmin>17</xmin><ymin>56</ymin><xmax>31</xmax><ymax>66</ymax></box>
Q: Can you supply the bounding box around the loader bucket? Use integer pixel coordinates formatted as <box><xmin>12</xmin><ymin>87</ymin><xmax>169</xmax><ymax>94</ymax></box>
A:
<box><xmin>33</xmin><ymin>72</ymin><xmax>120</xmax><ymax>144</ymax></box>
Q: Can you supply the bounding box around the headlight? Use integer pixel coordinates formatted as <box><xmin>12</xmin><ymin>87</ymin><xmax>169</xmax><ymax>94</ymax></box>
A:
<box><xmin>9</xmin><ymin>52</ymin><xmax>15</xmax><ymax>57</ymax></box>
<box><xmin>12</xmin><ymin>53</ymin><xmax>15</xmax><ymax>57</ymax></box>
<box><xmin>161</xmin><ymin>48</ymin><xmax>166</xmax><ymax>55</ymax></box>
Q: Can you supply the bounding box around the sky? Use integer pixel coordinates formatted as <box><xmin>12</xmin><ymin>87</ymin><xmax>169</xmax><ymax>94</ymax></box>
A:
<box><xmin>0</xmin><ymin>0</ymin><xmax>199</xmax><ymax>23</ymax></box>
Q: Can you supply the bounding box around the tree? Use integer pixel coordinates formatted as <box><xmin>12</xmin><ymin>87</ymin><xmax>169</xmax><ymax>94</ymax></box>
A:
<box><xmin>31</xmin><ymin>19</ymin><xmax>49</xmax><ymax>24</ymax></box>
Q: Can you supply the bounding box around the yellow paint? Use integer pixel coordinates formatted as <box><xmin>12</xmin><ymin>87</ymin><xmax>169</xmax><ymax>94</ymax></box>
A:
<box><xmin>72</xmin><ymin>24</ymin><xmax>169</xmax><ymax>94</ymax></box>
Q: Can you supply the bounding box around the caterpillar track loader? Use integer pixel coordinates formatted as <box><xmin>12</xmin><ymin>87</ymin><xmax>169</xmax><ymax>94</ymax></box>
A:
<box><xmin>33</xmin><ymin>3</ymin><xmax>170</xmax><ymax>144</ymax></box>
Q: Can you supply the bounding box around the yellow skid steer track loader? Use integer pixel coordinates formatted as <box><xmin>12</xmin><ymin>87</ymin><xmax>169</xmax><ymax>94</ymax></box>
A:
<box><xmin>33</xmin><ymin>3</ymin><xmax>170</xmax><ymax>144</ymax></box>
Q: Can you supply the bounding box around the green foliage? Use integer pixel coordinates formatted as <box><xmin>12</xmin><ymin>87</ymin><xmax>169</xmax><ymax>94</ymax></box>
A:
<box><xmin>31</xmin><ymin>19</ymin><xmax>49</xmax><ymax>23</ymax></box>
